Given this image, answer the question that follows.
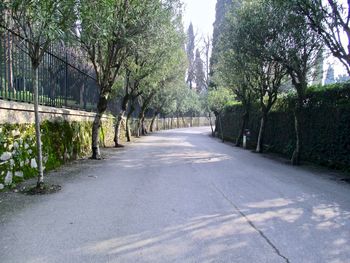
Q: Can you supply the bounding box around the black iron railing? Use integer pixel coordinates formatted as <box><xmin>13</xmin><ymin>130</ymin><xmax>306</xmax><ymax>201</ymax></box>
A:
<box><xmin>0</xmin><ymin>28</ymin><xmax>99</xmax><ymax>111</ymax></box>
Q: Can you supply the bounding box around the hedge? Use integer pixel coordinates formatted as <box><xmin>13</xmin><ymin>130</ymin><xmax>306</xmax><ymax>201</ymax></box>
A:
<box><xmin>219</xmin><ymin>82</ymin><xmax>350</xmax><ymax>170</ymax></box>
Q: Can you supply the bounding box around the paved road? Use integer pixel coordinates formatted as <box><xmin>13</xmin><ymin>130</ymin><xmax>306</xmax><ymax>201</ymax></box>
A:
<box><xmin>1</xmin><ymin>127</ymin><xmax>350</xmax><ymax>263</ymax></box>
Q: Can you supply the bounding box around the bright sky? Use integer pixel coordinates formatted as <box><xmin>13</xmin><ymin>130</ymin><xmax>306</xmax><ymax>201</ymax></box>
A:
<box><xmin>181</xmin><ymin>0</ymin><xmax>348</xmax><ymax>81</ymax></box>
<box><xmin>182</xmin><ymin>0</ymin><xmax>216</xmax><ymax>38</ymax></box>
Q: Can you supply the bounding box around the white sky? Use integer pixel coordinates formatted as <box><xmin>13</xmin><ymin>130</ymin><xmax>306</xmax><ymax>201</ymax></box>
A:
<box><xmin>182</xmin><ymin>0</ymin><xmax>216</xmax><ymax>38</ymax></box>
<box><xmin>181</xmin><ymin>0</ymin><xmax>348</xmax><ymax>81</ymax></box>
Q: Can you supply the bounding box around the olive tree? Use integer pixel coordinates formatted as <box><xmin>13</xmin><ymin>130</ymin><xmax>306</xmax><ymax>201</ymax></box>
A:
<box><xmin>295</xmin><ymin>0</ymin><xmax>350</xmax><ymax>75</ymax></box>
<box><xmin>270</xmin><ymin>0</ymin><xmax>323</xmax><ymax>164</ymax></box>
<box><xmin>113</xmin><ymin>0</ymin><xmax>183</xmax><ymax>145</ymax></box>
<box><xmin>9</xmin><ymin>0</ymin><xmax>75</xmax><ymax>188</ymax></box>
<box><xmin>77</xmin><ymin>0</ymin><xmax>162</xmax><ymax>158</ymax></box>
<box><xmin>224</xmin><ymin>1</ymin><xmax>287</xmax><ymax>153</ymax></box>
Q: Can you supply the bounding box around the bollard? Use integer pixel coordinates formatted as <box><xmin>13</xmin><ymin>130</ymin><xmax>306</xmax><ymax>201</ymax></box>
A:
<box><xmin>243</xmin><ymin>129</ymin><xmax>250</xmax><ymax>149</ymax></box>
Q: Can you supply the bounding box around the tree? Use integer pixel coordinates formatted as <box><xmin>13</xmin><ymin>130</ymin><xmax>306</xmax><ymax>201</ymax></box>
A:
<box><xmin>270</xmin><ymin>0</ymin><xmax>323</xmax><ymax>164</ymax></box>
<box><xmin>194</xmin><ymin>49</ymin><xmax>205</xmax><ymax>93</ymax></box>
<box><xmin>9</xmin><ymin>0</ymin><xmax>75</xmax><ymax>188</ymax></box>
<box><xmin>113</xmin><ymin>1</ymin><xmax>184</xmax><ymax>144</ymax></box>
<box><xmin>214</xmin><ymin>2</ymin><xmax>256</xmax><ymax>147</ymax></box>
<box><xmin>211</xmin><ymin>0</ymin><xmax>256</xmax><ymax>146</ymax></box>
<box><xmin>207</xmin><ymin>87</ymin><xmax>234</xmax><ymax>141</ymax></box>
<box><xmin>295</xmin><ymin>0</ymin><xmax>350</xmax><ymax>75</ymax></box>
<box><xmin>135</xmin><ymin>38</ymin><xmax>186</xmax><ymax>136</ymax></box>
<box><xmin>148</xmin><ymin>80</ymin><xmax>178</xmax><ymax>132</ymax></box>
<box><xmin>210</xmin><ymin>0</ymin><xmax>239</xmax><ymax>79</ymax></box>
<box><xmin>202</xmin><ymin>35</ymin><xmax>211</xmax><ymax>90</ymax></box>
<box><xmin>186</xmin><ymin>23</ymin><xmax>195</xmax><ymax>89</ymax></box>
<box><xmin>177</xmin><ymin>87</ymin><xmax>201</xmax><ymax>117</ymax></box>
<box><xmin>78</xmin><ymin>0</ymin><xmax>162</xmax><ymax>158</ymax></box>
<box><xmin>215</xmin><ymin>48</ymin><xmax>257</xmax><ymax>146</ymax></box>
<box><xmin>224</xmin><ymin>1</ymin><xmax>287</xmax><ymax>153</ymax></box>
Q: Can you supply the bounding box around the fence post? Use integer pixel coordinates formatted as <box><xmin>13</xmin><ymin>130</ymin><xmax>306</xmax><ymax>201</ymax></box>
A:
<box><xmin>65</xmin><ymin>50</ymin><xmax>68</xmax><ymax>107</ymax></box>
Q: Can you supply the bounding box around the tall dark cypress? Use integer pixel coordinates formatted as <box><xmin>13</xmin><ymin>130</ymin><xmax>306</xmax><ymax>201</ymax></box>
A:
<box><xmin>186</xmin><ymin>23</ymin><xmax>195</xmax><ymax>89</ymax></box>
<box><xmin>194</xmin><ymin>49</ymin><xmax>205</xmax><ymax>92</ymax></box>
<box><xmin>210</xmin><ymin>0</ymin><xmax>238</xmax><ymax>84</ymax></box>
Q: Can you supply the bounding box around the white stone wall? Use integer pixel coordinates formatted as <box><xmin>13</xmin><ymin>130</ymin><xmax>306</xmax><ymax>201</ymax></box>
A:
<box><xmin>0</xmin><ymin>100</ymin><xmax>114</xmax><ymax>124</ymax></box>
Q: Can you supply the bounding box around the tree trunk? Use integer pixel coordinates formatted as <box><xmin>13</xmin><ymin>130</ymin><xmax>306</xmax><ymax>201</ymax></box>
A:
<box><xmin>214</xmin><ymin>112</ymin><xmax>219</xmax><ymax>133</ymax></box>
<box><xmin>33</xmin><ymin>66</ymin><xmax>44</xmax><ymax>188</ymax></box>
<box><xmin>92</xmin><ymin>94</ymin><xmax>108</xmax><ymax>159</ymax></box>
<box><xmin>141</xmin><ymin>116</ymin><xmax>147</xmax><ymax>135</ymax></box>
<box><xmin>236</xmin><ymin>111</ymin><xmax>248</xmax><ymax>146</ymax></box>
<box><xmin>125</xmin><ymin>118</ymin><xmax>131</xmax><ymax>142</ymax></box>
<box><xmin>218</xmin><ymin>114</ymin><xmax>224</xmax><ymax>142</ymax></box>
<box><xmin>92</xmin><ymin>113</ymin><xmax>102</xmax><ymax>159</ymax></box>
<box><xmin>114</xmin><ymin>95</ymin><xmax>129</xmax><ymax>147</ymax></box>
<box><xmin>136</xmin><ymin>118</ymin><xmax>142</xmax><ymax>137</ymax></box>
<box><xmin>291</xmin><ymin>105</ymin><xmax>303</xmax><ymax>165</ymax></box>
<box><xmin>125</xmin><ymin>107</ymin><xmax>134</xmax><ymax>142</ymax></box>
<box><xmin>208</xmin><ymin>112</ymin><xmax>215</xmax><ymax>136</ymax></box>
<box><xmin>177</xmin><ymin>113</ymin><xmax>180</xmax><ymax>128</ymax></box>
<box><xmin>135</xmin><ymin>109</ymin><xmax>144</xmax><ymax>137</ymax></box>
<box><xmin>114</xmin><ymin>110</ymin><xmax>125</xmax><ymax>146</ymax></box>
<box><xmin>181</xmin><ymin>116</ymin><xmax>186</xmax><ymax>128</ymax></box>
<box><xmin>150</xmin><ymin>112</ymin><xmax>158</xmax><ymax>132</ymax></box>
<box><xmin>256</xmin><ymin>112</ymin><xmax>267</xmax><ymax>153</ymax></box>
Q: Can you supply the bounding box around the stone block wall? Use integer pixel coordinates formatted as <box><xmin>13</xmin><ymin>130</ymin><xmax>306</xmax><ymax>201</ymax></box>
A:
<box><xmin>0</xmin><ymin>101</ymin><xmax>116</xmax><ymax>188</ymax></box>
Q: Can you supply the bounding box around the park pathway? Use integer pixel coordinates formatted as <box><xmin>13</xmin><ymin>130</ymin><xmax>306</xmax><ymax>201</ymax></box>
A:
<box><xmin>1</xmin><ymin>127</ymin><xmax>350</xmax><ymax>263</ymax></box>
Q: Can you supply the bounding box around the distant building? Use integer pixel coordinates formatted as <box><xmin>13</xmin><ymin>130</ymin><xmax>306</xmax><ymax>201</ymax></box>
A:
<box><xmin>324</xmin><ymin>64</ymin><xmax>335</xmax><ymax>85</ymax></box>
<box><xmin>311</xmin><ymin>49</ymin><xmax>324</xmax><ymax>85</ymax></box>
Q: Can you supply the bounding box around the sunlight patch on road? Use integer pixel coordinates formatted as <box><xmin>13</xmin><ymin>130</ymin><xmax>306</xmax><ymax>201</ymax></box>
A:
<box><xmin>245</xmin><ymin>198</ymin><xmax>294</xmax><ymax>209</ymax></box>
<box><xmin>135</xmin><ymin>137</ymin><xmax>195</xmax><ymax>148</ymax></box>
<box><xmin>76</xmin><ymin>212</ymin><xmax>262</xmax><ymax>261</ymax></box>
<box><xmin>247</xmin><ymin>208</ymin><xmax>304</xmax><ymax>224</ymax></box>
<box><xmin>312</xmin><ymin>204</ymin><xmax>350</xmax><ymax>230</ymax></box>
<box><xmin>155</xmin><ymin>151</ymin><xmax>231</xmax><ymax>165</ymax></box>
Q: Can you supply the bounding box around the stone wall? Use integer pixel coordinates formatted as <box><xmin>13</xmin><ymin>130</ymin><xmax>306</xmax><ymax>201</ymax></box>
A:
<box><xmin>0</xmin><ymin>101</ymin><xmax>116</xmax><ymax>189</ymax></box>
<box><xmin>0</xmin><ymin>101</ymin><xmax>214</xmax><ymax>189</ymax></box>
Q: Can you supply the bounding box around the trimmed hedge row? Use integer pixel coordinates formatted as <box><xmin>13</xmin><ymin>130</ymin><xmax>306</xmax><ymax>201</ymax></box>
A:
<box><xmin>219</xmin><ymin>82</ymin><xmax>350</xmax><ymax>170</ymax></box>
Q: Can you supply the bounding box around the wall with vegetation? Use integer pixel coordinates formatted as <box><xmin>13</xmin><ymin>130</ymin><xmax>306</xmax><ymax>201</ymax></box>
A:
<box><xmin>0</xmin><ymin>101</ymin><xmax>117</xmax><ymax>189</ymax></box>
<box><xmin>219</xmin><ymin>83</ymin><xmax>350</xmax><ymax>170</ymax></box>
<box><xmin>0</xmin><ymin>101</ymin><xmax>213</xmax><ymax>189</ymax></box>
<box><xmin>0</xmin><ymin>119</ymin><xmax>115</xmax><ymax>189</ymax></box>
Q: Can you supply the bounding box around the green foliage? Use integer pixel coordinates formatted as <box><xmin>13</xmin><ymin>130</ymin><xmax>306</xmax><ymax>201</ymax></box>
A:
<box><xmin>10</xmin><ymin>0</ymin><xmax>76</xmax><ymax>64</ymax></box>
<box><xmin>220</xmin><ymin>83</ymin><xmax>350</xmax><ymax>170</ymax></box>
<box><xmin>294</xmin><ymin>0</ymin><xmax>350</xmax><ymax>74</ymax></box>
<box><xmin>0</xmin><ymin>119</ymin><xmax>115</xmax><ymax>187</ymax></box>
<box><xmin>207</xmin><ymin>87</ymin><xmax>234</xmax><ymax>114</ymax></box>
<box><xmin>78</xmin><ymin>0</ymin><xmax>167</xmax><ymax>91</ymax></box>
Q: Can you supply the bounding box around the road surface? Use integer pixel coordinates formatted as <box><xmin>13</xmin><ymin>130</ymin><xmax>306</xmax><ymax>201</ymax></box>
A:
<box><xmin>1</xmin><ymin>127</ymin><xmax>350</xmax><ymax>263</ymax></box>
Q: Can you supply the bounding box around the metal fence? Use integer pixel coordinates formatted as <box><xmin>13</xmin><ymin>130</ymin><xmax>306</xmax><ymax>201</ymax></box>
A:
<box><xmin>0</xmin><ymin>28</ymin><xmax>99</xmax><ymax>111</ymax></box>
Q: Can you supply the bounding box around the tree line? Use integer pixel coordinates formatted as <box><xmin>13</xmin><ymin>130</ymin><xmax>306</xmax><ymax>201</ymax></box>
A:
<box><xmin>209</xmin><ymin>0</ymin><xmax>350</xmax><ymax>165</ymax></box>
<box><xmin>0</xmin><ymin>0</ymin><xmax>207</xmax><ymax>189</ymax></box>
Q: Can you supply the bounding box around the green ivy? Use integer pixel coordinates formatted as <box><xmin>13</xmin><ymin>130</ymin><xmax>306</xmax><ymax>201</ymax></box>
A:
<box><xmin>0</xmin><ymin>118</ymin><xmax>116</xmax><ymax>187</ymax></box>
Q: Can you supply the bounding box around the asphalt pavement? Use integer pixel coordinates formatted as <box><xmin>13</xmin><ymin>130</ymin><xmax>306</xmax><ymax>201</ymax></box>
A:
<box><xmin>1</xmin><ymin>127</ymin><xmax>350</xmax><ymax>263</ymax></box>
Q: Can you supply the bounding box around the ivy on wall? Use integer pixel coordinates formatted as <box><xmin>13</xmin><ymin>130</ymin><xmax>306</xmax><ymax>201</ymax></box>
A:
<box><xmin>0</xmin><ymin>119</ymin><xmax>115</xmax><ymax>189</ymax></box>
